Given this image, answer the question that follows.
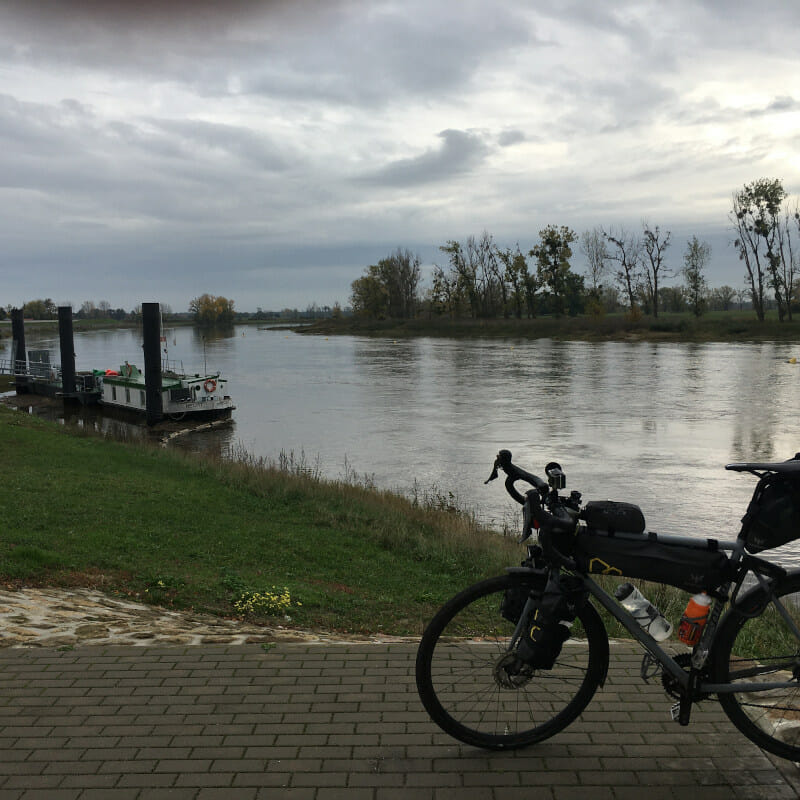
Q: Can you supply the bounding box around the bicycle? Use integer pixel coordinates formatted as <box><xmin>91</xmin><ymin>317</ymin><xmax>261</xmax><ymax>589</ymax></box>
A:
<box><xmin>415</xmin><ymin>449</ymin><xmax>800</xmax><ymax>760</ymax></box>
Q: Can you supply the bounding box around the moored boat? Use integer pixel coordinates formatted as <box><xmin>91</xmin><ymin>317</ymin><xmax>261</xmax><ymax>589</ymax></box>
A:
<box><xmin>98</xmin><ymin>362</ymin><xmax>234</xmax><ymax>421</ymax></box>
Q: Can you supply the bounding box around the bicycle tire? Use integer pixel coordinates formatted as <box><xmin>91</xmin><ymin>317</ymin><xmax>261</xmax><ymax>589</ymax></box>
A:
<box><xmin>713</xmin><ymin>570</ymin><xmax>800</xmax><ymax>761</ymax></box>
<box><xmin>415</xmin><ymin>572</ymin><xmax>608</xmax><ymax>750</ymax></box>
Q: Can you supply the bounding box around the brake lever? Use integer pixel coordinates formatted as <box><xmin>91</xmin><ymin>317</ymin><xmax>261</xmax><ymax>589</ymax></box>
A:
<box><xmin>485</xmin><ymin>449</ymin><xmax>513</xmax><ymax>484</ymax></box>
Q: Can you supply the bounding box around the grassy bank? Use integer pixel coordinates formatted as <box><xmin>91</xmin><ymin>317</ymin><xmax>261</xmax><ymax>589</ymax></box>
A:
<box><xmin>0</xmin><ymin>406</ymin><xmax>521</xmax><ymax>635</ymax></box>
<box><xmin>0</xmin><ymin>406</ymin><xmax>751</xmax><ymax>643</ymax></box>
<box><xmin>301</xmin><ymin>311</ymin><xmax>800</xmax><ymax>343</ymax></box>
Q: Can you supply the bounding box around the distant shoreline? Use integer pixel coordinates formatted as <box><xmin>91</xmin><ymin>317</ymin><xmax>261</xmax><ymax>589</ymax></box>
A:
<box><xmin>4</xmin><ymin>311</ymin><xmax>799</xmax><ymax>344</ymax></box>
<box><xmin>297</xmin><ymin>312</ymin><xmax>800</xmax><ymax>343</ymax></box>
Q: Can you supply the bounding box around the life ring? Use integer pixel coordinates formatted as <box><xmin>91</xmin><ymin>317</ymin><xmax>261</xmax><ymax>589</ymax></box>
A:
<box><xmin>204</xmin><ymin>379</ymin><xmax>217</xmax><ymax>393</ymax></box>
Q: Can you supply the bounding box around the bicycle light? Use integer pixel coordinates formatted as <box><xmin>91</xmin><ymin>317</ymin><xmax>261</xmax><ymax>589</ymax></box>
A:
<box><xmin>545</xmin><ymin>462</ymin><xmax>566</xmax><ymax>490</ymax></box>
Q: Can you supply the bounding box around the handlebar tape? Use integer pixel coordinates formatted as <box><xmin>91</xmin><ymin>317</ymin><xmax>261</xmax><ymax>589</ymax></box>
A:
<box><xmin>486</xmin><ymin>449</ymin><xmax>548</xmax><ymax>504</ymax></box>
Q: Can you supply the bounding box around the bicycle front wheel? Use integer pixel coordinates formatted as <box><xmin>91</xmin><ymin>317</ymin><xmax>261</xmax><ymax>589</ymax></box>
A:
<box><xmin>415</xmin><ymin>573</ymin><xmax>608</xmax><ymax>750</ymax></box>
<box><xmin>713</xmin><ymin>571</ymin><xmax>800</xmax><ymax>761</ymax></box>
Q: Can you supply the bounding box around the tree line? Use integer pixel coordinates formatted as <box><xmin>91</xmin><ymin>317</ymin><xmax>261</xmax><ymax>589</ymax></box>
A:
<box><xmin>0</xmin><ymin>296</ymin><xmax>232</xmax><ymax>326</ymax></box>
<box><xmin>350</xmin><ymin>178</ymin><xmax>800</xmax><ymax>322</ymax></box>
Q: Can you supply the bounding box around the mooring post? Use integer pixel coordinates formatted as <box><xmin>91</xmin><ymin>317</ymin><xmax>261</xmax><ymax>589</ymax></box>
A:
<box><xmin>10</xmin><ymin>308</ymin><xmax>27</xmax><ymax>393</ymax></box>
<box><xmin>58</xmin><ymin>306</ymin><xmax>76</xmax><ymax>398</ymax></box>
<box><xmin>142</xmin><ymin>302</ymin><xmax>163</xmax><ymax>425</ymax></box>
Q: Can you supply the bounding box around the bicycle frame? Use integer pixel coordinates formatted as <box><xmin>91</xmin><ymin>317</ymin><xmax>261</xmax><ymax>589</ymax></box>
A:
<box><xmin>516</xmin><ymin>528</ymin><xmax>800</xmax><ymax>698</ymax></box>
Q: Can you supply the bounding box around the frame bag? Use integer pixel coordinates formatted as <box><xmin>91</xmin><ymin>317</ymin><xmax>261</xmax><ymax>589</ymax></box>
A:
<box><xmin>740</xmin><ymin>473</ymin><xmax>800</xmax><ymax>554</ymax></box>
<box><xmin>574</xmin><ymin>529</ymin><xmax>731</xmax><ymax>594</ymax></box>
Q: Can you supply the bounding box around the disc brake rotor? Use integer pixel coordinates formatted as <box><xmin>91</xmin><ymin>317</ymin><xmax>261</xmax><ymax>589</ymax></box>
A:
<box><xmin>494</xmin><ymin>652</ymin><xmax>535</xmax><ymax>689</ymax></box>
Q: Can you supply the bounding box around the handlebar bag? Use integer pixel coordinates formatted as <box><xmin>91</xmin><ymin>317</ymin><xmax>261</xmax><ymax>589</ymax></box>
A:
<box><xmin>740</xmin><ymin>474</ymin><xmax>800</xmax><ymax>554</ymax></box>
<box><xmin>581</xmin><ymin>500</ymin><xmax>646</xmax><ymax>534</ymax></box>
<box><xmin>574</xmin><ymin>529</ymin><xmax>732</xmax><ymax>593</ymax></box>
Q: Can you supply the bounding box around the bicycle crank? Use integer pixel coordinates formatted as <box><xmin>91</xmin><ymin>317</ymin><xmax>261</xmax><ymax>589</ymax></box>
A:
<box><xmin>661</xmin><ymin>653</ymin><xmax>711</xmax><ymax>702</ymax></box>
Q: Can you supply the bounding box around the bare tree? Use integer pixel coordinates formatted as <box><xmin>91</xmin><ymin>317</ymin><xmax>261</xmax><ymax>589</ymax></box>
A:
<box><xmin>377</xmin><ymin>248</ymin><xmax>422</xmax><ymax>319</ymax></box>
<box><xmin>580</xmin><ymin>227</ymin><xmax>608</xmax><ymax>296</ymax></box>
<box><xmin>777</xmin><ymin>202</ymin><xmax>799</xmax><ymax>321</ymax></box>
<box><xmin>603</xmin><ymin>227</ymin><xmax>642</xmax><ymax>313</ymax></box>
<box><xmin>440</xmin><ymin>240</ymin><xmax>478</xmax><ymax>318</ymax></box>
<box><xmin>735</xmin><ymin>287</ymin><xmax>749</xmax><ymax>311</ymax></box>
<box><xmin>641</xmin><ymin>222</ymin><xmax>672</xmax><ymax>318</ymax></box>
<box><xmin>683</xmin><ymin>236</ymin><xmax>711</xmax><ymax>317</ymax></box>
<box><xmin>441</xmin><ymin>232</ymin><xmax>506</xmax><ymax>318</ymax></box>
<box><xmin>472</xmin><ymin>231</ymin><xmax>506</xmax><ymax>317</ymax></box>
<box><xmin>710</xmin><ymin>285</ymin><xmax>736</xmax><ymax>311</ymax></box>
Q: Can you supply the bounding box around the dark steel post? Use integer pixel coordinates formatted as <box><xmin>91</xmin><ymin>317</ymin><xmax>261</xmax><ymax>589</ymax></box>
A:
<box><xmin>58</xmin><ymin>306</ymin><xmax>76</xmax><ymax>397</ymax></box>
<box><xmin>10</xmin><ymin>308</ymin><xmax>27</xmax><ymax>393</ymax></box>
<box><xmin>142</xmin><ymin>302</ymin><xmax>163</xmax><ymax>425</ymax></box>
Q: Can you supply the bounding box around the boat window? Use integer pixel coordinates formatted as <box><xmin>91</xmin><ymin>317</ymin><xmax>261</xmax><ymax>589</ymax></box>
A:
<box><xmin>140</xmin><ymin>391</ymin><xmax>145</xmax><ymax>406</ymax></box>
<box><xmin>125</xmin><ymin>388</ymin><xmax>130</xmax><ymax>403</ymax></box>
<box><xmin>111</xmin><ymin>386</ymin><xmax>116</xmax><ymax>401</ymax></box>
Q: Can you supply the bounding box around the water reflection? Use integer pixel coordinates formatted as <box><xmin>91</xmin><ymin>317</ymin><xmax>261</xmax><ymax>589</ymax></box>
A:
<box><xmin>9</xmin><ymin>325</ymin><xmax>800</xmax><ymax>563</ymax></box>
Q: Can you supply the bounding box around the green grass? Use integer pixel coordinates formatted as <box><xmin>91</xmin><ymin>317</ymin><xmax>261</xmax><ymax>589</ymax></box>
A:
<box><xmin>0</xmin><ymin>406</ymin><xmax>520</xmax><ymax>635</ymax></box>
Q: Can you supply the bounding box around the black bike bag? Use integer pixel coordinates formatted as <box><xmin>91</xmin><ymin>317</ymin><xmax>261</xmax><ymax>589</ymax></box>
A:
<box><xmin>574</xmin><ymin>528</ymin><xmax>732</xmax><ymax>593</ymax></box>
<box><xmin>740</xmin><ymin>473</ymin><xmax>800</xmax><ymax>554</ymax></box>
<box><xmin>516</xmin><ymin>574</ymin><xmax>586</xmax><ymax>670</ymax></box>
<box><xmin>581</xmin><ymin>500</ymin><xmax>646</xmax><ymax>534</ymax></box>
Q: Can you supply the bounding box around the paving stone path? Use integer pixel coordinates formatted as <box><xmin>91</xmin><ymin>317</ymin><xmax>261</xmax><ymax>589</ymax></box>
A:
<box><xmin>1</xmin><ymin>590</ymin><xmax>800</xmax><ymax>798</ymax></box>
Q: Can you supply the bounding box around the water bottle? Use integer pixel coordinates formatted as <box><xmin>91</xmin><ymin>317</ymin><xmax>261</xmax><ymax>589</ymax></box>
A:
<box><xmin>678</xmin><ymin>592</ymin><xmax>712</xmax><ymax>646</ymax></box>
<box><xmin>614</xmin><ymin>582</ymin><xmax>673</xmax><ymax>641</ymax></box>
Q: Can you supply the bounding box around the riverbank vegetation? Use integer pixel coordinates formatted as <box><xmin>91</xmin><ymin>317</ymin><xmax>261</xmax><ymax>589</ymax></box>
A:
<box><xmin>347</xmin><ymin>177</ymin><xmax>800</xmax><ymax>333</ymax></box>
<box><xmin>302</xmin><ymin>310</ymin><xmax>800</xmax><ymax>342</ymax></box>
<box><xmin>0</xmin><ymin>406</ymin><xmax>522</xmax><ymax>636</ymax></box>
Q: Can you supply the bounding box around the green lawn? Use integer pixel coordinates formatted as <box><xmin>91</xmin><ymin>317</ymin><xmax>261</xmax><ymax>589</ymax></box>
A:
<box><xmin>0</xmin><ymin>406</ymin><xmax>519</xmax><ymax>635</ymax></box>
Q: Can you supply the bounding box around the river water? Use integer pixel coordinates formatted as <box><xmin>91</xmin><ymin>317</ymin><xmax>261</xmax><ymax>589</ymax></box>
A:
<box><xmin>10</xmin><ymin>324</ymin><xmax>800</xmax><ymax>561</ymax></box>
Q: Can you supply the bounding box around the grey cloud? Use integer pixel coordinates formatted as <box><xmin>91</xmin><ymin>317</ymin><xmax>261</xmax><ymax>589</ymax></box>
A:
<box><xmin>359</xmin><ymin>129</ymin><xmax>491</xmax><ymax>187</ymax></box>
<box><xmin>764</xmin><ymin>96</ymin><xmax>800</xmax><ymax>114</ymax></box>
<box><xmin>673</xmin><ymin>95</ymin><xmax>800</xmax><ymax>128</ymax></box>
<box><xmin>0</xmin><ymin>1</ymin><xmax>536</xmax><ymax>108</ymax></box>
<box><xmin>498</xmin><ymin>129</ymin><xmax>527</xmax><ymax>147</ymax></box>
<box><xmin>147</xmin><ymin>118</ymin><xmax>289</xmax><ymax>172</ymax></box>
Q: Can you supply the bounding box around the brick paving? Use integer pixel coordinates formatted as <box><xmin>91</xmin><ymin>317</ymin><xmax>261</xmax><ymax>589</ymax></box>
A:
<box><xmin>0</xmin><ymin>641</ymin><xmax>799</xmax><ymax>799</ymax></box>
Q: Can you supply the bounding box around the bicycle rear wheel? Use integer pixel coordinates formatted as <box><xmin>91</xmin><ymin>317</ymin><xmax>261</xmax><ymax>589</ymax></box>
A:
<box><xmin>713</xmin><ymin>571</ymin><xmax>800</xmax><ymax>761</ymax></box>
<box><xmin>415</xmin><ymin>573</ymin><xmax>608</xmax><ymax>750</ymax></box>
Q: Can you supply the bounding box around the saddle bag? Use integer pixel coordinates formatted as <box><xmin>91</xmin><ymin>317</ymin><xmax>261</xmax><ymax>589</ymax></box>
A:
<box><xmin>740</xmin><ymin>473</ymin><xmax>800</xmax><ymax>554</ymax></box>
<box><xmin>574</xmin><ymin>528</ymin><xmax>732</xmax><ymax>594</ymax></box>
<box><xmin>516</xmin><ymin>574</ymin><xmax>586</xmax><ymax>670</ymax></box>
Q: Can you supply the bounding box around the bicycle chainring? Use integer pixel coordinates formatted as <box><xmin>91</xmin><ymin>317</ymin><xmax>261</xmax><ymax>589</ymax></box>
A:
<box><xmin>661</xmin><ymin>653</ymin><xmax>711</xmax><ymax>702</ymax></box>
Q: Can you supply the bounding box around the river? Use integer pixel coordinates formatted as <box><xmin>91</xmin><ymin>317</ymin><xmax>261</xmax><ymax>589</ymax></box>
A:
<box><xmin>8</xmin><ymin>324</ymin><xmax>800</xmax><ymax>562</ymax></box>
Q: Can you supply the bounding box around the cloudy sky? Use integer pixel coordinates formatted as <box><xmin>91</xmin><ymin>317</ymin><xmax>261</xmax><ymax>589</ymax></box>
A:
<box><xmin>2</xmin><ymin>0</ymin><xmax>799</xmax><ymax>312</ymax></box>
